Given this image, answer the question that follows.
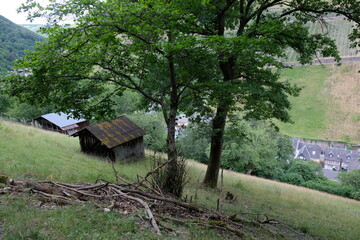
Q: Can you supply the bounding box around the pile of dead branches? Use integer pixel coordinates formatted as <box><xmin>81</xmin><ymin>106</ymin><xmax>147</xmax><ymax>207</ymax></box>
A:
<box><xmin>7</xmin><ymin>178</ymin><xmax>257</xmax><ymax>238</ymax></box>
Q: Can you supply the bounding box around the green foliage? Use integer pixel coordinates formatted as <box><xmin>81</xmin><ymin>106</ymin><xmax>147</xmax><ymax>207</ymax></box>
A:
<box><xmin>339</xmin><ymin>170</ymin><xmax>360</xmax><ymax>200</ymax></box>
<box><xmin>114</xmin><ymin>91</ymin><xmax>141</xmax><ymax>116</ymax></box>
<box><xmin>0</xmin><ymin>16</ymin><xmax>43</xmax><ymax>74</ymax></box>
<box><xmin>0</xmin><ymin>94</ymin><xmax>11</xmax><ymax>113</ymax></box>
<box><xmin>285</xmin><ymin>159</ymin><xmax>323</xmax><ymax>182</ymax></box>
<box><xmin>281</xmin><ymin>172</ymin><xmax>305</xmax><ymax>185</ymax></box>
<box><xmin>128</xmin><ymin>112</ymin><xmax>167</xmax><ymax>152</ymax></box>
<box><xmin>5</xmin><ymin>102</ymin><xmax>54</xmax><ymax>120</ymax></box>
<box><xmin>177</xmin><ymin>122</ymin><xmax>212</xmax><ymax>163</ymax></box>
<box><xmin>280</xmin><ymin>159</ymin><xmax>324</xmax><ymax>185</ymax></box>
<box><xmin>302</xmin><ymin>179</ymin><xmax>353</xmax><ymax>198</ymax></box>
<box><xmin>221</xmin><ymin>119</ymin><xmax>293</xmax><ymax>179</ymax></box>
<box><xmin>177</xmin><ymin>116</ymin><xmax>294</xmax><ymax>177</ymax></box>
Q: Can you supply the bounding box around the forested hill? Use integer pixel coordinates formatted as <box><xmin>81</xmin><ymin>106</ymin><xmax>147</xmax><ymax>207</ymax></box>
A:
<box><xmin>0</xmin><ymin>15</ymin><xmax>43</xmax><ymax>74</ymax></box>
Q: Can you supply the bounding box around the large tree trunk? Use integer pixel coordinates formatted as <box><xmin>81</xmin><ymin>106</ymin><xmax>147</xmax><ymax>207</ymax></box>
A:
<box><xmin>163</xmin><ymin>107</ymin><xmax>179</xmax><ymax>195</ymax></box>
<box><xmin>203</xmin><ymin>58</ymin><xmax>235</xmax><ymax>188</ymax></box>
<box><xmin>161</xmin><ymin>46</ymin><xmax>184</xmax><ymax>197</ymax></box>
<box><xmin>203</xmin><ymin>105</ymin><xmax>228</xmax><ymax>188</ymax></box>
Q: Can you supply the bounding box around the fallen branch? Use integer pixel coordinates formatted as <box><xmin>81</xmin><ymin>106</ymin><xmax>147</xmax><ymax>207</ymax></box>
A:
<box><xmin>111</xmin><ymin>187</ymin><xmax>161</xmax><ymax>235</ymax></box>
<box><xmin>5</xmin><ymin>179</ymin><xmax>249</xmax><ymax>237</ymax></box>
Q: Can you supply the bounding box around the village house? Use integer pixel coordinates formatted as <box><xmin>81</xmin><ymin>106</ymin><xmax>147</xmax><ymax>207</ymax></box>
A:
<box><xmin>293</xmin><ymin>143</ymin><xmax>323</xmax><ymax>163</ymax></box>
<box><xmin>292</xmin><ymin>138</ymin><xmax>360</xmax><ymax>181</ymax></box>
<box><xmin>323</xmin><ymin>148</ymin><xmax>360</xmax><ymax>171</ymax></box>
<box><xmin>31</xmin><ymin>112</ymin><xmax>89</xmax><ymax>135</ymax></box>
<box><xmin>72</xmin><ymin>116</ymin><xmax>146</xmax><ymax>162</ymax></box>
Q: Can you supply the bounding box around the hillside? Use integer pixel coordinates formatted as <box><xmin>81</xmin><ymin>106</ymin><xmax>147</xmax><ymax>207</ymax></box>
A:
<box><xmin>0</xmin><ymin>15</ymin><xmax>43</xmax><ymax>74</ymax></box>
<box><xmin>0</xmin><ymin>120</ymin><xmax>359</xmax><ymax>239</ymax></box>
<box><xmin>277</xmin><ymin>62</ymin><xmax>360</xmax><ymax>143</ymax></box>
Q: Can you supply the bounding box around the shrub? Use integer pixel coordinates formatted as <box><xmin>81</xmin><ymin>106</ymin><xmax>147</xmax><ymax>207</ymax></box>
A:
<box><xmin>301</xmin><ymin>179</ymin><xmax>353</xmax><ymax>198</ymax></box>
<box><xmin>281</xmin><ymin>172</ymin><xmax>305</xmax><ymax>185</ymax></box>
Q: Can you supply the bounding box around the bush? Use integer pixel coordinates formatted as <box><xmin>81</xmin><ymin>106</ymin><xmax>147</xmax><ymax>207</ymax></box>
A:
<box><xmin>281</xmin><ymin>172</ymin><xmax>305</xmax><ymax>185</ymax></box>
<box><xmin>128</xmin><ymin>112</ymin><xmax>167</xmax><ymax>152</ymax></box>
<box><xmin>301</xmin><ymin>179</ymin><xmax>353</xmax><ymax>198</ymax></box>
<box><xmin>286</xmin><ymin>159</ymin><xmax>322</xmax><ymax>182</ymax></box>
<box><xmin>177</xmin><ymin>122</ymin><xmax>211</xmax><ymax>163</ymax></box>
<box><xmin>339</xmin><ymin>170</ymin><xmax>360</xmax><ymax>200</ymax></box>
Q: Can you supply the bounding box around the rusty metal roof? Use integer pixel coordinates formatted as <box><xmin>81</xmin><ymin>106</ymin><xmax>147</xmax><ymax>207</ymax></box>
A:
<box><xmin>75</xmin><ymin>116</ymin><xmax>146</xmax><ymax>148</ymax></box>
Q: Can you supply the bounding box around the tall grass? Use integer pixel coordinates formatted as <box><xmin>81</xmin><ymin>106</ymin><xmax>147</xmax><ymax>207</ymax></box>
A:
<box><xmin>1</xmin><ymin>120</ymin><xmax>360</xmax><ymax>240</ymax></box>
<box><xmin>186</xmin><ymin>161</ymin><xmax>360</xmax><ymax>240</ymax></box>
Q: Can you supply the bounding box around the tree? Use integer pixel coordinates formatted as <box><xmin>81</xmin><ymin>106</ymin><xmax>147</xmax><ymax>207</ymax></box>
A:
<box><xmin>339</xmin><ymin>170</ymin><xmax>360</xmax><ymax>200</ymax></box>
<box><xmin>0</xmin><ymin>95</ymin><xmax>11</xmax><ymax>113</ymax></box>
<box><xmin>129</xmin><ymin>112</ymin><xmax>167</xmax><ymax>153</ymax></box>
<box><xmin>221</xmin><ymin>118</ymin><xmax>292</xmax><ymax>179</ymax></box>
<box><xmin>2</xmin><ymin>0</ymin><xmax>217</xmax><ymax>197</ymax></box>
<box><xmin>183</xmin><ymin>0</ymin><xmax>360</xmax><ymax>188</ymax></box>
<box><xmin>177</xmin><ymin>121</ymin><xmax>212</xmax><ymax>164</ymax></box>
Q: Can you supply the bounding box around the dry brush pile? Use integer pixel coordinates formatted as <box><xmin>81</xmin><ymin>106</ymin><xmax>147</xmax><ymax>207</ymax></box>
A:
<box><xmin>0</xmin><ymin>165</ymin><xmax>315</xmax><ymax>239</ymax></box>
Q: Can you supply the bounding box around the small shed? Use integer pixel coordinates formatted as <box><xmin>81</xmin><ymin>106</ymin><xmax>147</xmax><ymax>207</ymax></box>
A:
<box><xmin>72</xmin><ymin>116</ymin><xmax>146</xmax><ymax>161</ymax></box>
<box><xmin>32</xmin><ymin>112</ymin><xmax>89</xmax><ymax>135</ymax></box>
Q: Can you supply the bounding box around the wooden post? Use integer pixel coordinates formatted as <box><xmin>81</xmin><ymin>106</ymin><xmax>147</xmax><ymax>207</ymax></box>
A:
<box><xmin>219</xmin><ymin>168</ymin><xmax>224</xmax><ymax>212</ymax></box>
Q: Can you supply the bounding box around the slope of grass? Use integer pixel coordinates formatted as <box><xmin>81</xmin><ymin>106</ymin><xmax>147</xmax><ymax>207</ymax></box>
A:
<box><xmin>0</xmin><ymin>120</ymin><xmax>148</xmax><ymax>183</ymax></box>
<box><xmin>187</xmin><ymin>162</ymin><xmax>360</xmax><ymax>240</ymax></box>
<box><xmin>277</xmin><ymin>62</ymin><xmax>360</xmax><ymax>142</ymax></box>
<box><xmin>0</xmin><ymin>120</ymin><xmax>360</xmax><ymax>240</ymax></box>
<box><xmin>276</xmin><ymin>65</ymin><xmax>330</xmax><ymax>139</ymax></box>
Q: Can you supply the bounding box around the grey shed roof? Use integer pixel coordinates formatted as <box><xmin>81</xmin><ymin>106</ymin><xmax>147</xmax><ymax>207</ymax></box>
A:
<box><xmin>40</xmin><ymin>113</ymin><xmax>86</xmax><ymax>128</ymax></box>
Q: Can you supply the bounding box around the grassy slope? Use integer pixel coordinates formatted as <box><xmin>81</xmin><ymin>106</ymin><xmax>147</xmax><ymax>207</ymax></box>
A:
<box><xmin>0</xmin><ymin>120</ymin><xmax>360</xmax><ymax>240</ymax></box>
<box><xmin>277</xmin><ymin>62</ymin><xmax>360</xmax><ymax>142</ymax></box>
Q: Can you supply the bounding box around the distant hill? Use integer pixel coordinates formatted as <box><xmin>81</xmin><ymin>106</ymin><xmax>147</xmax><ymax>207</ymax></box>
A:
<box><xmin>0</xmin><ymin>15</ymin><xmax>43</xmax><ymax>74</ymax></box>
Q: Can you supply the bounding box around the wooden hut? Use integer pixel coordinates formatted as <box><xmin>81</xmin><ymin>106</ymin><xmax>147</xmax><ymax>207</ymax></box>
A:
<box><xmin>72</xmin><ymin>116</ymin><xmax>146</xmax><ymax>161</ymax></box>
<box><xmin>32</xmin><ymin>112</ymin><xmax>89</xmax><ymax>135</ymax></box>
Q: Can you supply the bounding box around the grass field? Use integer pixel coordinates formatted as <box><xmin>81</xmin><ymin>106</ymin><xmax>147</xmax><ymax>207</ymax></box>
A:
<box><xmin>276</xmin><ymin>62</ymin><xmax>360</xmax><ymax>143</ymax></box>
<box><xmin>1</xmin><ymin>120</ymin><xmax>360</xmax><ymax>239</ymax></box>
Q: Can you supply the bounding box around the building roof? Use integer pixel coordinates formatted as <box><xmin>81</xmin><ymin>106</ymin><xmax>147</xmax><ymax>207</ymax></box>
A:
<box><xmin>295</xmin><ymin>144</ymin><xmax>322</xmax><ymax>160</ymax></box>
<box><xmin>37</xmin><ymin>112</ymin><xmax>86</xmax><ymax>128</ymax></box>
<box><xmin>74</xmin><ymin>116</ymin><xmax>146</xmax><ymax>148</ymax></box>
<box><xmin>324</xmin><ymin>148</ymin><xmax>360</xmax><ymax>163</ymax></box>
